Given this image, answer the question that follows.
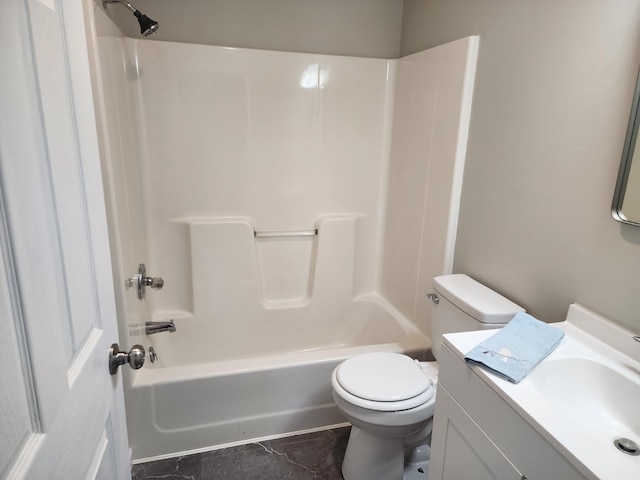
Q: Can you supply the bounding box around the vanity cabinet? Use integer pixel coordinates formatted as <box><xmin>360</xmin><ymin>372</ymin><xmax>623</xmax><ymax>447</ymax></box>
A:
<box><xmin>430</xmin><ymin>386</ymin><xmax>523</xmax><ymax>479</ymax></box>
<box><xmin>429</xmin><ymin>342</ymin><xmax>588</xmax><ymax>480</ymax></box>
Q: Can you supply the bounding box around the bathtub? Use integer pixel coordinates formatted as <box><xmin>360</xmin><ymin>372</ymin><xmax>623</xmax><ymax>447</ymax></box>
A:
<box><xmin>127</xmin><ymin>293</ymin><xmax>430</xmax><ymax>462</ymax></box>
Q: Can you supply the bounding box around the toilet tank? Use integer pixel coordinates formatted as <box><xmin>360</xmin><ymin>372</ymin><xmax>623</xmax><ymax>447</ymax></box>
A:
<box><xmin>429</xmin><ymin>274</ymin><xmax>525</xmax><ymax>360</ymax></box>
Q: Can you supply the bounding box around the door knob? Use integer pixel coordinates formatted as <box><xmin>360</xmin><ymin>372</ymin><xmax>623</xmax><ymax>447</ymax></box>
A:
<box><xmin>109</xmin><ymin>343</ymin><xmax>145</xmax><ymax>375</ymax></box>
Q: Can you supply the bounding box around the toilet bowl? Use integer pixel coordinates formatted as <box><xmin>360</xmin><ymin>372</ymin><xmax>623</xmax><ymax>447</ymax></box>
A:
<box><xmin>331</xmin><ymin>353</ymin><xmax>437</xmax><ymax>480</ymax></box>
<box><xmin>331</xmin><ymin>274</ymin><xmax>524</xmax><ymax>480</ymax></box>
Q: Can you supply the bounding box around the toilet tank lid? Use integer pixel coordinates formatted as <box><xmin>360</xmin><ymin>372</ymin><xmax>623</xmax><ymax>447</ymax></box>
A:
<box><xmin>433</xmin><ymin>274</ymin><xmax>525</xmax><ymax>324</ymax></box>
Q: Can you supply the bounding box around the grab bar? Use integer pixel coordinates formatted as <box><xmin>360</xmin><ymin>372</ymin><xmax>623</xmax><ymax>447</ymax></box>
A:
<box><xmin>254</xmin><ymin>229</ymin><xmax>318</xmax><ymax>239</ymax></box>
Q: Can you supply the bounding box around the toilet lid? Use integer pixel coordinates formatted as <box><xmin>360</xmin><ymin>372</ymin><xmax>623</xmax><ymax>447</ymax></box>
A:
<box><xmin>336</xmin><ymin>353</ymin><xmax>431</xmax><ymax>402</ymax></box>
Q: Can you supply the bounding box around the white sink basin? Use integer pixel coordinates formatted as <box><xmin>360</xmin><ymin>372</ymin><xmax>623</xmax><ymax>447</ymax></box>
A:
<box><xmin>529</xmin><ymin>357</ymin><xmax>640</xmax><ymax>438</ymax></box>
<box><xmin>444</xmin><ymin>303</ymin><xmax>640</xmax><ymax>479</ymax></box>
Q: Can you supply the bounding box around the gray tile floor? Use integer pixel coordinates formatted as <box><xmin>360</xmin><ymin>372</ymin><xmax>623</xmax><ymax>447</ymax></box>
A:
<box><xmin>131</xmin><ymin>427</ymin><xmax>350</xmax><ymax>480</ymax></box>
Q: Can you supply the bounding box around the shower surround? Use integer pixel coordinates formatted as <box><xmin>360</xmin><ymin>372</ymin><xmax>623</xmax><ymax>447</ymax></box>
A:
<box><xmin>87</xmin><ymin>2</ymin><xmax>477</xmax><ymax>462</ymax></box>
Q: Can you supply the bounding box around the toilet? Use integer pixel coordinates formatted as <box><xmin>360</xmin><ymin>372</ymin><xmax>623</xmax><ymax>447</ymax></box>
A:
<box><xmin>331</xmin><ymin>274</ymin><xmax>524</xmax><ymax>480</ymax></box>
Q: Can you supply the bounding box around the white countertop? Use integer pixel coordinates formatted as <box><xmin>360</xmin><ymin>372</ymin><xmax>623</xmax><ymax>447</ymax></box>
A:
<box><xmin>441</xmin><ymin>305</ymin><xmax>640</xmax><ymax>480</ymax></box>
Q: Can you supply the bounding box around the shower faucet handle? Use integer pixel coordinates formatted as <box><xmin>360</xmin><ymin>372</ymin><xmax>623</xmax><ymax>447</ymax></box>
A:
<box><xmin>142</xmin><ymin>275</ymin><xmax>164</xmax><ymax>289</ymax></box>
<box><xmin>126</xmin><ymin>263</ymin><xmax>164</xmax><ymax>300</ymax></box>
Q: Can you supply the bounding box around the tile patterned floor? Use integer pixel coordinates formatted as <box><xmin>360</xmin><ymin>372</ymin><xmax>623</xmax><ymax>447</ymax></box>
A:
<box><xmin>131</xmin><ymin>427</ymin><xmax>350</xmax><ymax>480</ymax></box>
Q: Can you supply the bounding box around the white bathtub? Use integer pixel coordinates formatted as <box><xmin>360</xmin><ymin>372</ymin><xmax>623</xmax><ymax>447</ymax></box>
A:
<box><xmin>127</xmin><ymin>294</ymin><xmax>430</xmax><ymax>462</ymax></box>
<box><xmin>91</xmin><ymin>33</ymin><xmax>475</xmax><ymax>464</ymax></box>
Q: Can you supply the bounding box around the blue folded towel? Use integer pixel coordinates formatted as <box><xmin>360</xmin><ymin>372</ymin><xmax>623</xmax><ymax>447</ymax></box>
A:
<box><xmin>464</xmin><ymin>312</ymin><xmax>564</xmax><ymax>383</ymax></box>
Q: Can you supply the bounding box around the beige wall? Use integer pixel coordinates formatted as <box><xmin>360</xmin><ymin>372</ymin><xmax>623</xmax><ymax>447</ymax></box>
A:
<box><xmin>103</xmin><ymin>0</ymin><xmax>404</xmax><ymax>58</ymax></box>
<box><xmin>401</xmin><ymin>0</ymin><xmax>640</xmax><ymax>331</ymax></box>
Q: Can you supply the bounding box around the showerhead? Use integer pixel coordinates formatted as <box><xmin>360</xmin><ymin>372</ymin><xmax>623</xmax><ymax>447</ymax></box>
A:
<box><xmin>133</xmin><ymin>10</ymin><xmax>159</xmax><ymax>36</ymax></box>
<box><xmin>102</xmin><ymin>0</ymin><xmax>159</xmax><ymax>37</ymax></box>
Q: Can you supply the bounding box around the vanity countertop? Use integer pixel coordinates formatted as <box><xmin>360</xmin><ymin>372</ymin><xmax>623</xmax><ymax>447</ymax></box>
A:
<box><xmin>442</xmin><ymin>304</ymin><xmax>640</xmax><ymax>480</ymax></box>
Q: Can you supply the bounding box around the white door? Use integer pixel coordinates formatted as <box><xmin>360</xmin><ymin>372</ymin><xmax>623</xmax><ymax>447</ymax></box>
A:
<box><xmin>0</xmin><ymin>0</ymin><xmax>131</xmax><ymax>478</ymax></box>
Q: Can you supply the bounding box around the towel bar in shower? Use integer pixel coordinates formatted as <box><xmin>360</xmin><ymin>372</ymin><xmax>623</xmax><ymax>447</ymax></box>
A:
<box><xmin>254</xmin><ymin>229</ymin><xmax>318</xmax><ymax>239</ymax></box>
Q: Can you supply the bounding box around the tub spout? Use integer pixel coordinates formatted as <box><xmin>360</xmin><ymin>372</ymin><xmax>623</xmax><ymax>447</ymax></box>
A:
<box><xmin>145</xmin><ymin>320</ymin><xmax>176</xmax><ymax>335</ymax></box>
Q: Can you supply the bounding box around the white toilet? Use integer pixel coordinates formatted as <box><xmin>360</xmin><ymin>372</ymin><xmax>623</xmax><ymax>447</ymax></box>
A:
<box><xmin>331</xmin><ymin>274</ymin><xmax>524</xmax><ymax>480</ymax></box>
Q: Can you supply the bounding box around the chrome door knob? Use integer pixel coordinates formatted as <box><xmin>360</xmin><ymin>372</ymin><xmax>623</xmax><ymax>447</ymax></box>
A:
<box><xmin>109</xmin><ymin>343</ymin><xmax>145</xmax><ymax>375</ymax></box>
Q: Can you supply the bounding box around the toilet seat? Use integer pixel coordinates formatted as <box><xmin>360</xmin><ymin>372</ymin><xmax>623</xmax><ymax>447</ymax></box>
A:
<box><xmin>333</xmin><ymin>353</ymin><xmax>435</xmax><ymax>411</ymax></box>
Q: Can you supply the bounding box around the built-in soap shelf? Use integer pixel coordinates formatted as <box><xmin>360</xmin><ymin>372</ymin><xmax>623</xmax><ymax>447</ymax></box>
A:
<box><xmin>253</xmin><ymin>226</ymin><xmax>318</xmax><ymax>305</ymax></box>
<box><xmin>170</xmin><ymin>215</ymin><xmax>358</xmax><ymax>314</ymax></box>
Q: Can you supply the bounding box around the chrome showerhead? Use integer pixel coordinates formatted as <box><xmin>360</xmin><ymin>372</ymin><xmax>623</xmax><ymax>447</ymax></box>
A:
<box><xmin>102</xmin><ymin>0</ymin><xmax>159</xmax><ymax>37</ymax></box>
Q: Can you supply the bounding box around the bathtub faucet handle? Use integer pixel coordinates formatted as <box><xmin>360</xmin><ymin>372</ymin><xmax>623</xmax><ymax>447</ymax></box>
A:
<box><xmin>143</xmin><ymin>275</ymin><xmax>164</xmax><ymax>289</ymax></box>
<box><xmin>126</xmin><ymin>263</ymin><xmax>164</xmax><ymax>300</ymax></box>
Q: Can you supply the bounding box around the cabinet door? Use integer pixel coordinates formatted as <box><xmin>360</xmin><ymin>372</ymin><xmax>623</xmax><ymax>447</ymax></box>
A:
<box><xmin>430</xmin><ymin>386</ymin><xmax>523</xmax><ymax>480</ymax></box>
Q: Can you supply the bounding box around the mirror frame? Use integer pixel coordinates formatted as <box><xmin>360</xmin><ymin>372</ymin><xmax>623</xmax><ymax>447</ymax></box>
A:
<box><xmin>612</xmin><ymin>64</ymin><xmax>640</xmax><ymax>227</ymax></box>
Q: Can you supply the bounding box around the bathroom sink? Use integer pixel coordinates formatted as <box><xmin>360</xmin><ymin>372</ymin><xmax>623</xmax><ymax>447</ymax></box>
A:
<box><xmin>442</xmin><ymin>303</ymin><xmax>640</xmax><ymax>479</ymax></box>
<box><xmin>528</xmin><ymin>357</ymin><xmax>640</xmax><ymax>438</ymax></box>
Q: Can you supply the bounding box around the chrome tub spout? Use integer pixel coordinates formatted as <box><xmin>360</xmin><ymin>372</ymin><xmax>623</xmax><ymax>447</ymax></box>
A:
<box><xmin>145</xmin><ymin>320</ymin><xmax>176</xmax><ymax>335</ymax></box>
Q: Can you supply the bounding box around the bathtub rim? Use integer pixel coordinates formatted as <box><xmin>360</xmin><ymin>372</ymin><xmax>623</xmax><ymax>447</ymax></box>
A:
<box><xmin>132</xmin><ymin>338</ymin><xmax>431</xmax><ymax>388</ymax></box>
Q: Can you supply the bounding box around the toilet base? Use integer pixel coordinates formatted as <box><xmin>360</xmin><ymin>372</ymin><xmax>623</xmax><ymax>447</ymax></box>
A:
<box><xmin>404</xmin><ymin>444</ymin><xmax>430</xmax><ymax>480</ymax></box>
<box><xmin>342</xmin><ymin>426</ymin><xmax>404</xmax><ymax>480</ymax></box>
<box><xmin>404</xmin><ymin>461</ymin><xmax>429</xmax><ymax>480</ymax></box>
<box><xmin>341</xmin><ymin>427</ymin><xmax>429</xmax><ymax>480</ymax></box>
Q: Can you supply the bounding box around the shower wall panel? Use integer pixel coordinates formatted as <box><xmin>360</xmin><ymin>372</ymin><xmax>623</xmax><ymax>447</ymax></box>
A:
<box><xmin>381</xmin><ymin>37</ymin><xmax>479</xmax><ymax>336</ymax></box>
<box><xmin>130</xmin><ymin>42</ymin><xmax>394</xmax><ymax>318</ymax></box>
<box><xmin>89</xmin><ymin>6</ymin><xmax>151</xmax><ymax>331</ymax></box>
